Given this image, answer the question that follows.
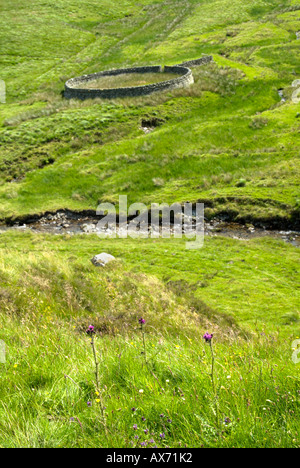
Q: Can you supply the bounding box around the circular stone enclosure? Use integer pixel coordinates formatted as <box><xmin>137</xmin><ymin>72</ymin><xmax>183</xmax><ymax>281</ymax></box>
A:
<box><xmin>64</xmin><ymin>66</ymin><xmax>194</xmax><ymax>100</ymax></box>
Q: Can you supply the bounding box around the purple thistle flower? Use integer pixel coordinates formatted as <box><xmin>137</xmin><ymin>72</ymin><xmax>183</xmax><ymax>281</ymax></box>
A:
<box><xmin>133</xmin><ymin>424</ymin><xmax>138</xmax><ymax>430</ymax></box>
<box><xmin>139</xmin><ymin>318</ymin><xmax>146</xmax><ymax>325</ymax></box>
<box><xmin>87</xmin><ymin>325</ymin><xmax>95</xmax><ymax>335</ymax></box>
<box><xmin>203</xmin><ymin>332</ymin><xmax>213</xmax><ymax>343</ymax></box>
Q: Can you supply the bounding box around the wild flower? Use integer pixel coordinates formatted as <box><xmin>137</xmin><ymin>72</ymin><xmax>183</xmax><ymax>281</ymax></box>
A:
<box><xmin>131</xmin><ymin>407</ymin><xmax>137</xmax><ymax>412</ymax></box>
<box><xmin>133</xmin><ymin>424</ymin><xmax>138</xmax><ymax>430</ymax></box>
<box><xmin>160</xmin><ymin>413</ymin><xmax>165</xmax><ymax>418</ymax></box>
<box><xmin>87</xmin><ymin>401</ymin><xmax>92</xmax><ymax>407</ymax></box>
<box><xmin>87</xmin><ymin>325</ymin><xmax>95</xmax><ymax>335</ymax></box>
<box><xmin>139</xmin><ymin>318</ymin><xmax>146</xmax><ymax>324</ymax></box>
<box><xmin>144</xmin><ymin>429</ymin><xmax>149</xmax><ymax>434</ymax></box>
<box><xmin>159</xmin><ymin>433</ymin><xmax>165</xmax><ymax>439</ymax></box>
<box><xmin>203</xmin><ymin>332</ymin><xmax>213</xmax><ymax>343</ymax></box>
<box><xmin>167</xmin><ymin>419</ymin><xmax>172</xmax><ymax>423</ymax></box>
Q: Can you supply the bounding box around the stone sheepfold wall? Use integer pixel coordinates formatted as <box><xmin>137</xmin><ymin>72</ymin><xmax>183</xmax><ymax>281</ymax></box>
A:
<box><xmin>177</xmin><ymin>55</ymin><xmax>213</xmax><ymax>67</ymax></box>
<box><xmin>64</xmin><ymin>65</ymin><xmax>194</xmax><ymax>100</ymax></box>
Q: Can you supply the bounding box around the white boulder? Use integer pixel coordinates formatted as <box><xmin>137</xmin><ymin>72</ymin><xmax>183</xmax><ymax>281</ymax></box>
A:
<box><xmin>91</xmin><ymin>253</ymin><xmax>116</xmax><ymax>267</ymax></box>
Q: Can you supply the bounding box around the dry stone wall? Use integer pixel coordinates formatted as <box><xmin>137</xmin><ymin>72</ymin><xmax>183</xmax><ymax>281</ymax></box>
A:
<box><xmin>177</xmin><ymin>55</ymin><xmax>213</xmax><ymax>68</ymax></box>
<box><xmin>64</xmin><ymin>65</ymin><xmax>194</xmax><ymax>100</ymax></box>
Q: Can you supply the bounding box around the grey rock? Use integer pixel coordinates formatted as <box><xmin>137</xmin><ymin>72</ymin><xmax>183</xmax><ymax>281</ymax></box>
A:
<box><xmin>82</xmin><ymin>223</ymin><xmax>96</xmax><ymax>233</ymax></box>
<box><xmin>91</xmin><ymin>253</ymin><xmax>116</xmax><ymax>267</ymax></box>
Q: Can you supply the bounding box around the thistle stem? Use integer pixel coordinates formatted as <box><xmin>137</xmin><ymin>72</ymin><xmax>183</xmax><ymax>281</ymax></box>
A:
<box><xmin>209</xmin><ymin>341</ymin><xmax>215</xmax><ymax>393</ymax></box>
<box><xmin>208</xmin><ymin>340</ymin><xmax>219</xmax><ymax>430</ymax></box>
<box><xmin>141</xmin><ymin>324</ymin><xmax>147</xmax><ymax>364</ymax></box>
<box><xmin>91</xmin><ymin>335</ymin><xmax>100</xmax><ymax>390</ymax></box>
<box><xmin>90</xmin><ymin>334</ymin><xmax>106</xmax><ymax>421</ymax></box>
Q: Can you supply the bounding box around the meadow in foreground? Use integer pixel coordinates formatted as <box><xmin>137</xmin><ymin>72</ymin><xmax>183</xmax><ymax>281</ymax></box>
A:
<box><xmin>0</xmin><ymin>232</ymin><xmax>299</xmax><ymax>448</ymax></box>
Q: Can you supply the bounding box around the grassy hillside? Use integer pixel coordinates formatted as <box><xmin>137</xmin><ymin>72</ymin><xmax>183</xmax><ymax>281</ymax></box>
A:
<box><xmin>0</xmin><ymin>0</ymin><xmax>299</xmax><ymax>224</ymax></box>
<box><xmin>0</xmin><ymin>0</ymin><xmax>299</xmax><ymax>448</ymax></box>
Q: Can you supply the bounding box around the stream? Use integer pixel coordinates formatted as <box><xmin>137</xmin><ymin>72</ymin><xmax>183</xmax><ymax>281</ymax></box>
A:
<box><xmin>0</xmin><ymin>211</ymin><xmax>299</xmax><ymax>247</ymax></box>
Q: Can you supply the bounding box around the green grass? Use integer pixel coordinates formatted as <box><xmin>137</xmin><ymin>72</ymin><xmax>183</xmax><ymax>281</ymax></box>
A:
<box><xmin>78</xmin><ymin>72</ymin><xmax>182</xmax><ymax>89</ymax></box>
<box><xmin>0</xmin><ymin>0</ymin><xmax>300</xmax><ymax>448</ymax></box>
<box><xmin>0</xmin><ymin>232</ymin><xmax>299</xmax><ymax>447</ymax></box>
